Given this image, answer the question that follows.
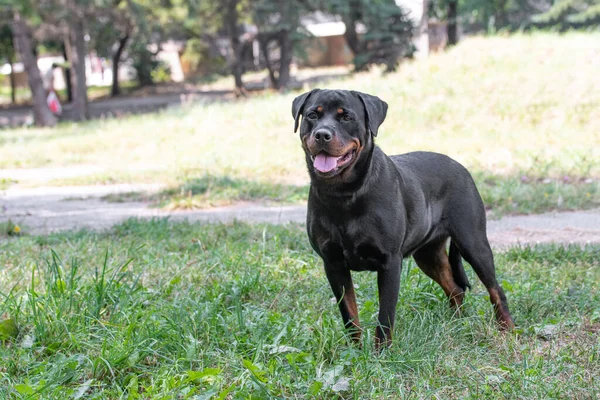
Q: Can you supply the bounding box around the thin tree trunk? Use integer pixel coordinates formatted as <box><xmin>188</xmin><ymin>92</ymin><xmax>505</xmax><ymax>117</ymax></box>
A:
<box><xmin>111</xmin><ymin>34</ymin><xmax>129</xmax><ymax>97</ymax></box>
<box><xmin>495</xmin><ymin>0</ymin><xmax>508</xmax><ymax>28</ymax></box>
<box><xmin>277</xmin><ymin>30</ymin><xmax>292</xmax><ymax>90</ymax></box>
<box><xmin>343</xmin><ymin>19</ymin><xmax>360</xmax><ymax>55</ymax></box>
<box><xmin>343</xmin><ymin>0</ymin><xmax>362</xmax><ymax>55</ymax></box>
<box><xmin>12</xmin><ymin>11</ymin><xmax>56</xmax><ymax>127</ymax></box>
<box><xmin>418</xmin><ymin>0</ymin><xmax>429</xmax><ymax>56</ymax></box>
<box><xmin>61</xmin><ymin>42</ymin><xmax>72</xmax><ymax>103</ymax></box>
<box><xmin>447</xmin><ymin>0</ymin><xmax>458</xmax><ymax>46</ymax></box>
<box><xmin>259</xmin><ymin>37</ymin><xmax>278</xmax><ymax>89</ymax></box>
<box><xmin>226</xmin><ymin>0</ymin><xmax>246</xmax><ymax>96</ymax></box>
<box><xmin>66</xmin><ymin>17</ymin><xmax>88</xmax><ymax>121</ymax></box>
<box><xmin>9</xmin><ymin>55</ymin><xmax>16</xmax><ymax>104</ymax></box>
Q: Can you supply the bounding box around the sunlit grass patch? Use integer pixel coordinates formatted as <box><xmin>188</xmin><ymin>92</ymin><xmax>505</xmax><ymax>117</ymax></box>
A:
<box><xmin>100</xmin><ymin>174</ymin><xmax>309</xmax><ymax>209</ymax></box>
<box><xmin>0</xmin><ymin>33</ymin><xmax>598</xmax><ymax>185</ymax></box>
<box><xmin>95</xmin><ymin>171</ymin><xmax>599</xmax><ymax>218</ymax></box>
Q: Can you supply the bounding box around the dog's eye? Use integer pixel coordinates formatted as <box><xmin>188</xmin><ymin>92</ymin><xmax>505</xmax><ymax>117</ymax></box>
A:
<box><xmin>342</xmin><ymin>114</ymin><xmax>353</xmax><ymax>121</ymax></box>
<box><xmin>306</xmin><ymin>112</ymin><xmax>317</xmax><ymax>119</ymax></box>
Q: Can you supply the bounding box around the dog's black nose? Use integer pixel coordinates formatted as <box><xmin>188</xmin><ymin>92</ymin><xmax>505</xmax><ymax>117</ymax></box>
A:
<box><xmin>313</xmin><ymin>129</ymin><xmax>333</xmax><ymax>143</ymax></box>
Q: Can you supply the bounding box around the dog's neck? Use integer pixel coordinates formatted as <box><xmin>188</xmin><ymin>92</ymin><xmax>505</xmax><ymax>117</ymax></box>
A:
<box><xmin>309</xmin><ymin>144</ymin><xmax>379</xmax><ymax>202</ymax></box>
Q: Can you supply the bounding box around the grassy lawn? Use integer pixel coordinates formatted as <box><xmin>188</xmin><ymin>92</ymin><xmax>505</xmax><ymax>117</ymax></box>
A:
<box><xmin>1</xmin><ymin>33</ymin><xmax>598</xmax><ymax>399</ymax></box>
<box><xmin>0</xmin><ymin>220</ymin><xmax>598</xmax><ymax>398</ymax></box>
<box><xmin>0</xmin><ymin>87</ymin><xmax>31</xmax><ymax>105</ymax></box>
<box><xmin>0</xmin><ymin>32</ymin><xmax>598</xmax><ymax>216</ymax></box>
<box><xmin>95</xmin><ymin>173</ymin><xmax>598</xmax><ymax>219</ymax></box>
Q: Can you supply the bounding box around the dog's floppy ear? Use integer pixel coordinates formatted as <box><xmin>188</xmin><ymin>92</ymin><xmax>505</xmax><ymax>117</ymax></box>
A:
<box><xmin>292</xmin><ymin>88</ymin><xmax>319</xmax><ymax>133</ymax></box>
<box><xmin>355</xmin><ymin>92</ymin><xmax>388</xmax><ymax>137</ymax></box>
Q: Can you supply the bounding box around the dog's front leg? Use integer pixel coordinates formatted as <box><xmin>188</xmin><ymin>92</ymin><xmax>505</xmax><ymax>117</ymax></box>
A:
<box><xmin>324</xmin><ymin>263</ymin><xmax>362</xmax><ymax>343</ymax></box>
<box><xmin>375</xmin><ymin>255</ymin><xmax>402</xmax><ymax>350</ymax></box>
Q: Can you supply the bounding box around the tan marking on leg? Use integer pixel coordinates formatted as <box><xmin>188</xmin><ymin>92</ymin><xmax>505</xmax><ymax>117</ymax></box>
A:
<box><xmin>488</xmin><ymin>287</ymin><xmax>515</xmax><ymax>330</ymax></box>
<box><xmin>343</xmin><ymin>286</ymin><xmax>362</xmax><ymax>343</ymax></box>
<box><xmin>414</xmin><ymin>241</ymin><xmax>465</xmax><ymax>310</ymax></box>
<box><xmin>437</xmin><ymin>264</ymin><xmax>465</xmax><ymax>309</ymax></box>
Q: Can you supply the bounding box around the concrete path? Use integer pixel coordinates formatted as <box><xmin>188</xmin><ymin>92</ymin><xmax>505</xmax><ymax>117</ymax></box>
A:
<box><xmin>1</xmin><ymin>184</ymin><xmax>599</xmax><ymax>248</ymax></box>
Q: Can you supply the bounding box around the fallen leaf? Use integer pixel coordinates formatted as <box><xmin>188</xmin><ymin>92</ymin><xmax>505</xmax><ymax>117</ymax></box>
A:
<box><xmin>332</xmin><ymin>376</ymin><xmax>351</xmax><ymax>392</ymax></box>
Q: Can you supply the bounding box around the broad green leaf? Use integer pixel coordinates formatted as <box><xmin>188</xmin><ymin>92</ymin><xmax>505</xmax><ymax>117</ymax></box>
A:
<box><xmin>186</xmin><ymin>367</ymin><xmax>222</xmax><ymax>382</ymax></box>
<box><xmin>0</xmin><ymin>318</ymin><xmax>18</xmax><ymax>340</ymax></box>
<box><xmin>14</xmin><ymin>384</ymin><xmax>34</xmax><ymax>395</ymax></box>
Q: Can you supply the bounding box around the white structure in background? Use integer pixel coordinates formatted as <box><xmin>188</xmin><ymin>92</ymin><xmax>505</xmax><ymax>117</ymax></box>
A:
<box><xmin>0</xmin><ymin>54</ymin><xmax>120</xmax><ymax>91</ymax></box>
<box><xmin>396</xmin><ymin>0</ymin><xmax>429</xmax><ymax>58</ymax></box>
<box><xmin>150</xmin><ymin>41</ymin><xmax>185</xmax><ymax>82</ymax></box>
<box><xmin>301</xmin><ymin>3</ymin><xmax>428</xmax><ymax>67</ymax></box>
<box><xmin>0</xmin><ymin>56</ymin><xmax>68</xmax><ymax>91</ymax></box>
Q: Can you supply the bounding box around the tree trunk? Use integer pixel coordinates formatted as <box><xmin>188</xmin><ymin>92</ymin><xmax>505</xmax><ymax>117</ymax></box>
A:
<box><xmin>111</xmin><ymin>34</ymin><xmax>129</xmax><ymax>97</ymax></box>
<box><xmin>259</xmin><ymin>36</ymin><xmax>278</xmax><ymax>89</ymax></box>
<box><xmin>277</xmin><ymin>30</ymin><xmax>292</xmax><ymax>90</ymax></box>
<box><xmin>66</xmin><ymin>17</ymin><xmax>88</xmax><ymax>121</ymax></box>
<box><xmin>343</xmin><ymin>1</ymin><xmax>362</xmax><ymax>55</ymax></box>
<box><xmin>343</xmin><ymin>19</ymin><xmax>360</xmax><ymax>55</ymax></box>
<box><xmin>226</xmin><ymin>0</ymin><xmax>246</xmax><ymax>96</ymax></box>
<box><xmin>11</xmin><ymin>11</ymin><xmax>56</xmax><ymax>127</ymax></box>
<box><xmin>418</xmin><ymin>0</ymin><xmax>429</xmax><ymax>56</ymax></box>
<box><xmin>61</xmin><ymin>42</ymin><xmax>73</xmax><ymax>103</ymax></box>
<box><xmin>447</xmin><ymin>0</ymin><xmax>458</xmax><ymax>46</ymax></box>
<box><xmin>9</xmin><ymin>55</ymin><xmax>16</xmax><ymax>104</ymax></box>
<box><xmin>495</xmin><ymin>0</ymin><xmax>508</xmax><ymax>28</ymax></box>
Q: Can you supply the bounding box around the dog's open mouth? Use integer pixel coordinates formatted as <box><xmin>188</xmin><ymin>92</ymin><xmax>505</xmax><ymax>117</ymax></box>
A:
<box><xmin>311</xmin><ymin>149</ymin><xmax>356</xmax><ymax>173</ymax></box>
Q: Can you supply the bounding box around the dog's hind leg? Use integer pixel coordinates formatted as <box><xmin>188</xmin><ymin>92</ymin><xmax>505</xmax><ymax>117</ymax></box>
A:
<box><xmin>449</xmin><ymin>240</ymin><xmax>471</xmax><ymax>292</ymax></box>
<box><xmin>451</xmin><ymin>232</ymin><xmax>514</xmax><ymax>330</ymax></box>
<box><xmin>413</xmin><ymin>238</ymin><xmax>466</xmax><ymax>309</ymax></box>
<box><xmin>445</xmin><ymin>182</ymin><xmax>515</xmax><ymax>330</ymax></box>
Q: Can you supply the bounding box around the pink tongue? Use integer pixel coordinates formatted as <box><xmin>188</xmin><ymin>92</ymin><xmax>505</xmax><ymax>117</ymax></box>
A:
<box><xmin>313</xmin><ymin>153</ymin><xmax>338</xmax><ymax>172</ymax></box>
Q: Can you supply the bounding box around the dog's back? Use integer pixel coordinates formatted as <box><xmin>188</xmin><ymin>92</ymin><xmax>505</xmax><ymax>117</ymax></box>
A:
<box><xmin>389</xmin><ymin>151</ymin><xmax>485</xmax><ymax>219</ymax></box>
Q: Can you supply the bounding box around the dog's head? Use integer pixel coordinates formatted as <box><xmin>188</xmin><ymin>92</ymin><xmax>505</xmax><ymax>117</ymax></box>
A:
<box><xmin>292</xmin><ymin>89</ymin><xmax>388</xmax><ymax>181</ymax></box>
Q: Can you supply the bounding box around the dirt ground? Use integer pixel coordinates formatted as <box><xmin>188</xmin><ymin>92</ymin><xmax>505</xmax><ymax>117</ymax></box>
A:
<box><xmin>2</xmin><ymin>183</ymin><xmax>598</xmax><ymax>248</ymax></box>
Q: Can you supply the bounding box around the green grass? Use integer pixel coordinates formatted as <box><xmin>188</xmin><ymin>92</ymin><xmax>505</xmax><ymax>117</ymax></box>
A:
<box><xmin>474</xmin><ymin>173</ymin><xmax>599</xmax><ymax>218</ymax></box>
<box><xmin>101</xmin><ymin>174</ymin><xmax>309</xmax><ymax>210</ymax></box>
<box><xmin>1</xmin><ymin>177</ymin><xmax>17</xmax><ymax>191</ymax></box>
<box><xmin>0</xmin><ymin>33</ymin><xmax>598</xmax><ymax>180</ymax></box>
<box><xmin>1</xmin><ymin>220</ymin><xmax>599</xmax><ymax>398</ymax></box>
<box><xmin>0</xmin><ymin>33</ymin><xmax>599</xmax><ymax>217</ymax></box>
<box><xmin>0</xmin><ymin>87</ymin><xmax>31</xmax><ymax>105</ymax></box>
<box><xmin>95</xmin><ymin>172</ymin><xmax>598</xmax><ymax>218</ymax></box>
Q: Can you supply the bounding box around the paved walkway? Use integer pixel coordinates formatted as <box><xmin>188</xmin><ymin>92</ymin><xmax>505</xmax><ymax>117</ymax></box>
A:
<box><xmin>2</xmin><ymin>184</ymin><xmax>599</xmax><ymax>248</ymax></box>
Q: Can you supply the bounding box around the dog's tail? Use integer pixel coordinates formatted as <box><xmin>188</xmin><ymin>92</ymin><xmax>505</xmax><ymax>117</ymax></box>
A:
<box><xmin>449</xmin><ymin>241</ymin><xmax>471</xmax><ymax>291</ymax></box>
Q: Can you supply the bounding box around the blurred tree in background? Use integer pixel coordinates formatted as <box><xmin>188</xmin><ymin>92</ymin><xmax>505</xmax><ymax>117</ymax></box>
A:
<box><xmin>430</xmin><ymin>0</ymin><xmax>600</xmax><ymax>36</ymax></box>
<box><xmin>253</xmin><ymin>0</ymin><xmax>307</xmax><ymax>90</ymax></box>
<box><xmin>531</xmin><ymin>0</ymin><xmax>600</xmax><ymax>29</ymax></box>
<box><xmin>0</xmin><ymin>23</ymin><xmax>16</xmax><ymax>104</ymax></box>
<box><xmin>326</xmin><ymin>0</ymin><xmax>414</xmax><ymax>71</ymax></box>
<box><xmin>0</xmin><ymin>0</ymin><xmax>598</xmax><ymax>126</ymax></box>
<box><xmin>5</xmin><ymin>1</ymin><xmax>58</xmax><ymax>126</ymax></box>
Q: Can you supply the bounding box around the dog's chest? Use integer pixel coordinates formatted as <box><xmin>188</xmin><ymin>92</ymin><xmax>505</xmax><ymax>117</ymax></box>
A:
<box><xmin>312</xmin><ymin>212</ymin><xmax>400</xmax><ymax>271</ymax></box>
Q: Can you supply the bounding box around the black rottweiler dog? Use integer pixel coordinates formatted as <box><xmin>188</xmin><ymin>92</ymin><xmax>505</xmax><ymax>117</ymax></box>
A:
<box><xmin>292</xmin><ymin>88</ymin><xmax>514</xmax><ymax>349</ymax></box>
